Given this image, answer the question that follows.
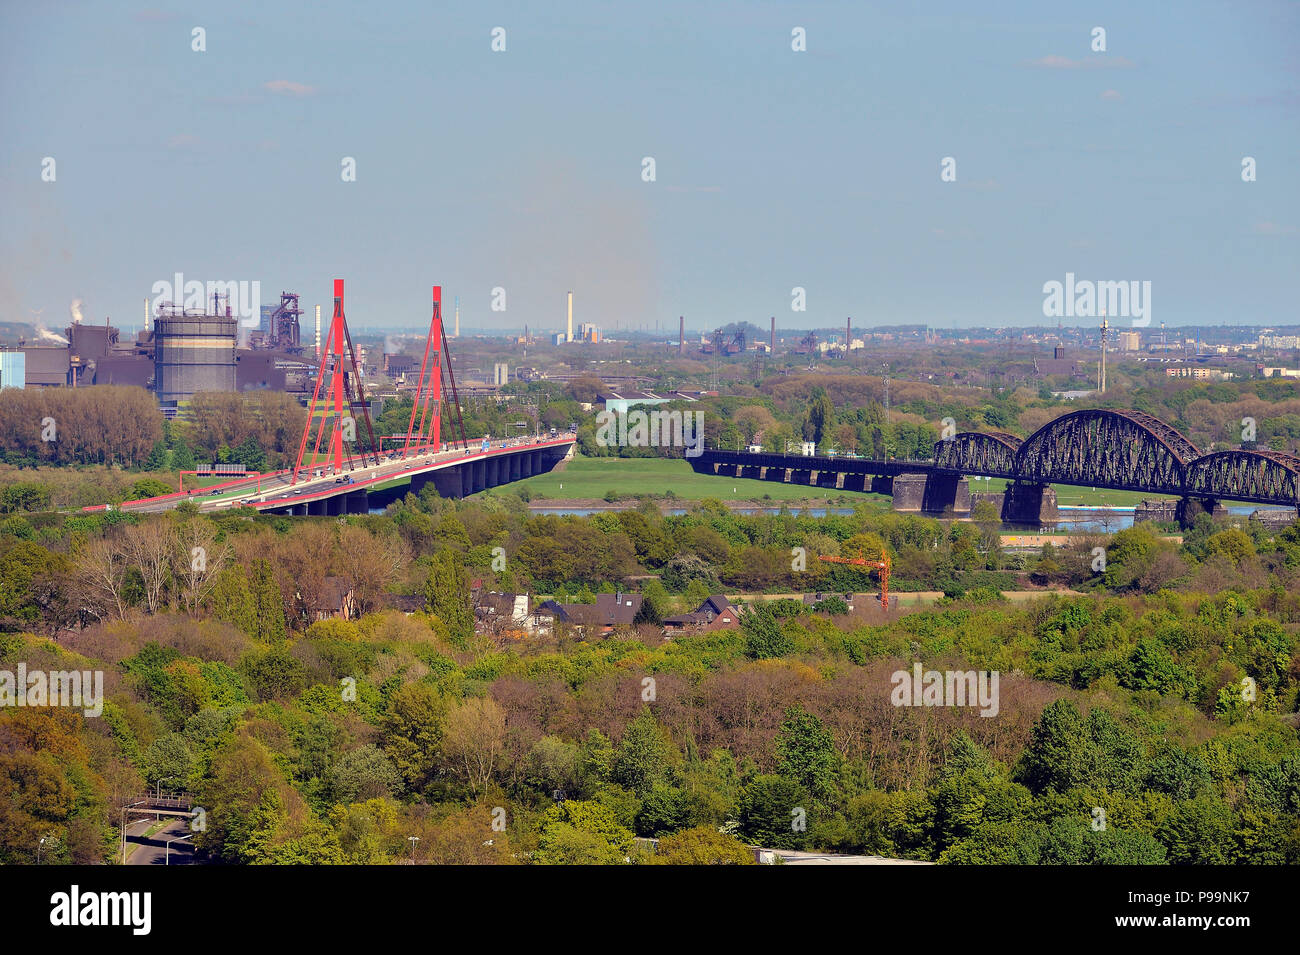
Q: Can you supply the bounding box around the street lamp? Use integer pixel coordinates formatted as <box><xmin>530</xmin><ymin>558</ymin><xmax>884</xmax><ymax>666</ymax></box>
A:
<box><xmin>408</xmin><ymin>835</ymin><xmax>420</xmax><ymax>864</ymax></box>
<box><xmin>166</xmin><ymin>832</ymin><xmax>192</xmax><ymax>866</ymax></box>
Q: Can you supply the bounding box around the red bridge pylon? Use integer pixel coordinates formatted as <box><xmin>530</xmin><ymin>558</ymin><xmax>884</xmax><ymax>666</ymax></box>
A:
<box><xmin>398</xmin><ymin>285</ymin><xmax>469</xmax><ymax>458</ymax></box>
<box><xmin>292</xmin><ymin>279</ymin><xmax>378</xmax><ymax>484</ymax></box>
<box><xmin>401</xmin><ymin>286</ymin><xmax>444</xmax><ymax>458</ymax></box>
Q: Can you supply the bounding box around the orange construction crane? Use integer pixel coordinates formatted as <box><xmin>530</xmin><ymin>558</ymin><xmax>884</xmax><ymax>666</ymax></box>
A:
<box><xmin>817</xmin><ymin>549</ymin><xmax>891</xmax><ymax>610</ymax></box>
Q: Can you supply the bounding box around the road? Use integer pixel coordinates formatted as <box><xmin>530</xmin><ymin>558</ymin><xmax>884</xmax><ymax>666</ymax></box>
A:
<box><xmin>125</xmin><ymin>817</ymin><xmax>196</xmax><ymax>866</ymax></box>
<box><xmin>112</xmin><ymin>434</ymin><xmax>574</xmax><ymax>515</ymax></box>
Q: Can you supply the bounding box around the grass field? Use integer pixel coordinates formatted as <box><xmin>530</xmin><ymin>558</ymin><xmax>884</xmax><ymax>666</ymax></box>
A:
<box><xmin>509</xmin><ymin>456</ymin><xmax>1200</xmax><ymax>508</ymax></box>
<box><xmin>507</xmin><ymin>456</ymin><xmax>887</xmax><ymax>505</ymax></box>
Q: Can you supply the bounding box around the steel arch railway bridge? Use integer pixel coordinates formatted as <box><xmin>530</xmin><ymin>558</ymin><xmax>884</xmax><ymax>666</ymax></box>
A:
<box><xmin>694</xmin><ymin>408</ymin><xmax>1300</xmax><ymax>525</ymax></box>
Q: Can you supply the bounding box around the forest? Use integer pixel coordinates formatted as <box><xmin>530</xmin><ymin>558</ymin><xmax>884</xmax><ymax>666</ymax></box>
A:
<box><xmin>1</xmin><ymin>481</ymin><xmax>1297</xmax><ymax>864</ymax></box>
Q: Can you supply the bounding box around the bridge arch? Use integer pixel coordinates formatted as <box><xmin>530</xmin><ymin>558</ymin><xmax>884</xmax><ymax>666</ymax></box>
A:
<box><xmin>1015</xmin><ymin>409</ymin><xmax>1199</xmax><ymax>494</ymax></box>
<box><xmin>933</xmin><ymin>431</ymin><xmax>1021</xmax><ymax>476</ymax></box>
<box><xmin>1184</xmin><ymin>449</ymin><xmax>1300</xmax><ymax>504</ymax></box>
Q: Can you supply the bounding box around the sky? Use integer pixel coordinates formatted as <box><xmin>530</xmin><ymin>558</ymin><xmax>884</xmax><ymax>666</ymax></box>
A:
<box><xmin>1</xmin><ymin>0</ymin><xmax>1297</xmax><ymax>336</ymax></box>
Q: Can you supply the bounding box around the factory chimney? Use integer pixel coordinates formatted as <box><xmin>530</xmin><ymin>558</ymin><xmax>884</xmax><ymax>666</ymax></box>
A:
<box><xmin>566</xmin><ymin>291</ymin><xmax>574</xmax><ymax>343</ymax></box>
<box><xmin>770</xmin><ymin>316</ymin><xmax>775</xmax><ymax>353</ymax></box>
<box><xmin>679</xmin><ymin>316</ymin><xmax>685</xmax><ymax>355</ymax></box>
<box><xmin>454</xmin><ymin>295</ymin><xmax>460</xmax><ymax>338</ymax></box>
<box><xmin>1098</xmin><ymin>311</ymin><xmax>1108</xmax><ymax>394</ymax></box>
<box><xmin>143</xmin><ymin>297</ymin><xmax>151</xmax><ymax>333</ymax></box>
<box><xmin>314</xmin><ymin>305</ymin><xmax>322</xmax><ymax>359</ymax></box>
<box><xmin>846</xmin><ymin>317</ymin><xmax>851</xmax><ymax>353</ymax></box>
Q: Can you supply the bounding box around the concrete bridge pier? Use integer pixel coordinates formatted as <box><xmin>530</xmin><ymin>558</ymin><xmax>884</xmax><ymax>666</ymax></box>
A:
<box><xmin>511</xmin><ymin>455</ymin><xmax>522</xmax><ymax>481</ymax></box>
<box><xmin>893</xmin><ymin>472</ymin><xmax>971</xmax><ymax>514</ymax></box>
<box><xmin>423</xmin><ymin>467</ymin><xmax>464</xmax><ymax>499</ymax></box>
<box><xmin>1000</xmin><ymin>483</ymin><xmax>1058</xmax><ymax>524</ymax></box>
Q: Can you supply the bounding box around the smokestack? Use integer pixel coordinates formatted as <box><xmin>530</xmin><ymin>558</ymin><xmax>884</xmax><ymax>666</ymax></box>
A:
<box><xmin>846</xmin><ymin>316</ymin><xmax>851</xmax><ymax>352</ymax></box>
<box><xmin>144</xmin><ymin>297</ymin><xmax>150</xmax><ymax>332</ymax></box>
<box><xmin>454</xmin><ymin>295</ymin><xmax>460</xmax><ymax>338</ymax></box>
<box><xmin>770</xmin><ymin>316</ymin><xmax>775</xmax><ymax>353</ymax></box>
<box><xmin>679</xmin><ymin>316</ymin><xmax>685</xmax><ymax>355</ymax></box>
<box><xmin>566</xmin><ymin>291</ymin><xmax>574</xmax><ymax>343</ymax></box>
<box><xmin>314</xmin><ymin>304</ymin><xmax>322</xmax><ymax>359</ymax></box>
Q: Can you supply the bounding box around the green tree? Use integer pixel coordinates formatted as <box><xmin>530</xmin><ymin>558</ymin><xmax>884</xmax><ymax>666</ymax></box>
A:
<box><xmin>172</xmin><ymin>440</ymin><xmax>196</xmax><ymax>471</ymax></box>
<box><xmin>424</xmin><ymin>549</ymin><xmax>473</xmax><ymax>647</ymax></box>
<box><xmin>741</xmin><ymin>605</ymin><xmax>792</xmax><ymax>659</ymax></box>
<box><xmin>381</xmin><ymin>682</ymin><xmax>448</xmax><ymax>792</ymax></box>
<box><xmin>737</xmin><ymin>774</ymin><xmax>810</xmax><ymax>849</ymax></box>
<box><xmin>612</xmin><ymin>709</ymin><xmax>677</xmax><ymax>795</ymax></box>
<box><xmin>534</xmin><ymin>800</ymin><xmax>634</xmax><ymax>864</ymax></box>
<box><xmin>250</xmin><ymin>559</ymin><xmax>286</xmax><ymax>642</ymax></box>
<box><xmin>144</xmin><ymin>440</ymin><xmax>168</xmax><ymax>471</ymax></box>
<box><xmin>774</xmin><ymin>706</ymin><xmax>842</xmax><ymax>802</ymax></box>
<box><xmin>329</xmin><ymin>745</ymin><xmax>402</xmax><ymax>802</ymax></box>
<box><xmin>1156</xmin><ymin>796</ymin><xmax>1238</xmax><ymax>864</ymax></box>
<box><xmin>652</xmin><ymin>826</ymin><xmax>755</xmax><ymax>864</ymax></box>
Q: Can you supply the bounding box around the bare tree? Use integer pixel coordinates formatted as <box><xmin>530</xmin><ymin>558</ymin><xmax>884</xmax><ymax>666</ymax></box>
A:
<box><xmin>173</xmin><ymin>519</ymin><xmax>232</xmax><ymax>616</ymax></box>
<box><xmin>72</xmin><ymin>536</ymin><xmax>130</xmax><ymax>621</ymax></box>
<box><xmin>336</xmin><ymin>525</ymin><xmax>410</xmax><ymax>615</ymax></box>
<box><xmin>441</xmin><ymin>697</ymin><xmax>508</xmax><ymax>795</ymax></box>
<box><xmin>122</xmin><ymin>520</ymin><xmax>173</xmax><ymax>614</ymax></box>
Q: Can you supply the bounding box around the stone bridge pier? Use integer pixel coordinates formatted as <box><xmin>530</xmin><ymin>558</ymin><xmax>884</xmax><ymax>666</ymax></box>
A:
<box><xmin>1176</xmin><ymin>496</ymin><xmax>1227</xmax><ymax>527</ymax></box>
<box><xmin>1000</xmin><ymin>483</ymin><xmax>1058</xmax><ymax>524</ymax></box>
<box><xmin>892</xmin><ymin>473</ymin><xmax>971</xmax><ymax>515</ymax></box>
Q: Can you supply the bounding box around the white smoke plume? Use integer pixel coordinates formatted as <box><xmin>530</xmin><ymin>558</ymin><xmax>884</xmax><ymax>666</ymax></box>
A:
<box><xmin>69</xmin><ymin>298</ymin><xmax>85</xmax><ymax>324</ymax></box>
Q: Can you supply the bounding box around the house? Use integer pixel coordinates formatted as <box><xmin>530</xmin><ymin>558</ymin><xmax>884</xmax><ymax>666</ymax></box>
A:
<box><xmin>387</xmin><ymin>593</ymin><xmax>425</xmax><ymax>616</ymax></box>
<box><xmin>474</xmin><ymin>591</ymin><xmax>549</xmax><ymax>636</ymax></box>
<box><xmin>306</xmin><ymin>576</ymin><xmax>358</xmax><ymax>622</ymax></box>
<box><xmin>538</xmin><ymin>591</ymin><xmax>645</xmax><ymax>637</ymax></box>
<box><xmin>662</xmin><ymin>595</ymin><xmax>742</xmax><ymax>634</ymax></box>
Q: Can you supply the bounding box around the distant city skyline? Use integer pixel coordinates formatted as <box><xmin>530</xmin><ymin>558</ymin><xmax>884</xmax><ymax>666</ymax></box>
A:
<box><xmin>2</xmin><ymin>1</ymin><xmax>1296</xmax><ymax>334</ymax></box>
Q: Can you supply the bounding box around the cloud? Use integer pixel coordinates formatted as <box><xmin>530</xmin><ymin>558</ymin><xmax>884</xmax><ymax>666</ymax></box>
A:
<box><xmin>1100</xmin><ymin>89</ymin><xmax>1123</xmax><ymax>101</ymax></box>
<box><xmin>1025</xmin><ymin>55</ymin><xmax>1135</xmax><ymax>70</ymax></box>
<box><xmin>264</xmin><ymin>80</ymin><xmax>317</xmax><ymax>96</ymax></box>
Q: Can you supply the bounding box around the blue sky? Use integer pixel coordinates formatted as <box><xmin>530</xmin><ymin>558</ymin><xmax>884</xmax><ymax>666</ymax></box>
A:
<box><xmin>1</xmin><ymin>0</ymin><xmax>1296</xmax><ymax>335</ymax></box>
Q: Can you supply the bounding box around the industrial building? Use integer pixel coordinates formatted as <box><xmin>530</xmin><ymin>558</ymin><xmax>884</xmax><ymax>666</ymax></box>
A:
<box><xmin>6</xmin><ymin>289</ymin><xmax>315</xmax><ymax>412</ymax></box>
<box><xmin>0</xmin><ymin>351</ymin><xmax>25</xmax><ymax>389</ymax></box>
<box><xmin>153</xmin><ymin>303</ymin><xmax>239</xmax><ymax>407</ymax></box>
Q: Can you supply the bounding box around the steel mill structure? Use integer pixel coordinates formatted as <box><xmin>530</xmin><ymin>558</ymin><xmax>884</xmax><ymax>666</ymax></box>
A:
<box><xmin>152</xmin><ymin>298</ymin><xmax>238</xmax><ymax>407</ymax></box>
